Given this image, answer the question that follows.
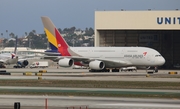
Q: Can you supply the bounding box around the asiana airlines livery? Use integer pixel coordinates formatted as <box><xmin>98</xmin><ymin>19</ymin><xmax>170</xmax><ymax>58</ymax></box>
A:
<box><xmin>41</xmin><ymin>16</ymin><xmax>165</xmax><ymax>72</ymax></box>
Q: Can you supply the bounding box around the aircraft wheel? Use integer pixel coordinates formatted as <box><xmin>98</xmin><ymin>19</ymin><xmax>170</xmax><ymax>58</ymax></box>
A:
<box><xmin>154</xmin><ymin>67</ymin><xmax>158</xmax><ymax>73</ymax></box>
<box><xmin>112</xmin><ymin>69</ymin><xmax>119</xmax><ymax>72</ymax></box>
<box><xmin>89</xmin><ymin>69</ymin><xmax>94</xmax><ymax>72</ymax></box>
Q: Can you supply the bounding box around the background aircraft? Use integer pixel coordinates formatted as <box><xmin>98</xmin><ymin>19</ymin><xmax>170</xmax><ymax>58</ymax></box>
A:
<box><xmin>41</xmin><ymin>16</ymin><xmax>165</xmax><ymax>72</ymax></box>
<box><xmin>0</xmin><ymin>37</ymin><xmax>18</xmax><ymax>68</ymax></box>
<box><xmin>0</xmin><ymin>37</ymin><xmax>36</xmax><ymax>68</ymax></box>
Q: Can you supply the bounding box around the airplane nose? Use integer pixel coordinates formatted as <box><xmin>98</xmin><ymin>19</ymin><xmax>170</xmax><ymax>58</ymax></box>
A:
<box><xmin>159</xmin><ymin>57</ymin><xmax>165</xmax><ymax>65</ymax></box>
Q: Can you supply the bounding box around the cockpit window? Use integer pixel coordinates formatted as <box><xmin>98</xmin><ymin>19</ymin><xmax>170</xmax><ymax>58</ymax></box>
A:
<box><xmin>155</xmin><ymin>55</ymin><xmax>162</xmax><ymax>57</ymax></box>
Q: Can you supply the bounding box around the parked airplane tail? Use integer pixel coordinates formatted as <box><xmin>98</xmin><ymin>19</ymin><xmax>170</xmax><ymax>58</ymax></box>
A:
<box><xmin>14</xmin><ymin>36</ymin><xmax>17</xmax><ymax>54</ymax></box>
<box><xmin>41</xmin><ymin>17</ymin><xmax>58</xmax><ymax>52</ymax></box>
<box><xmin>12</xmin><ymin>36</ymin><xmax>18</xmax><ymax>59</ymax></box>
<box><xmin>41</xmin><ymin>16</ymin><xmax>70</xmax><ymax>56</ymax></box>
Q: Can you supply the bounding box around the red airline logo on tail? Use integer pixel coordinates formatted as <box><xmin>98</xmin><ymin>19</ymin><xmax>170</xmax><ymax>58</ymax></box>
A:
<box><xmin>11</xmin><ymin>53</ymin><xmax>15</xmax><ymax>59</ymax></box>
<box><xmin>55</xmin><ymin>28</ymin><xmax>71</xmax><ymax>56</ymax></box>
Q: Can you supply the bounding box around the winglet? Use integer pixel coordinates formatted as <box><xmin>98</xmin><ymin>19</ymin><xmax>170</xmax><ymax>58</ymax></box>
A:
<box><xmin>12</xmin><ymin>36</ymin><xmax>18</xmax><ymax>59</ymax></box>
<box><xmin>14</xmin><ymin>36</ymin><xmax>17</xmax><ymax>54</ymax></box>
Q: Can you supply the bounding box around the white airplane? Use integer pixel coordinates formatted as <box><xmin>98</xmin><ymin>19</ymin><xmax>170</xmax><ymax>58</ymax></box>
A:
<box><xmin>0</xmin><ymin>37</ymin><xmax>30</xmax><ymax>68</ymax></box>
<box><xmin>0</xmin><ymin>42</ymin><xmax>18</xmax><ymax>68</ymax></box>
<box><xmin>0</xmin><ymin>53</ymin><xmax>18</xmax><ymax>67</ymax></box>
<box><xmin>41</xmin><ymin>16</ymin><xmax>165</xmax><ymax>72</ymax></box>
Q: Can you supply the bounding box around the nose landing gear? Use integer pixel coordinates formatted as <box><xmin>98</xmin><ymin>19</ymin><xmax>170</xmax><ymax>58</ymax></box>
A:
<box><xmin>146</xmin><ymin>66</ymin><xmax>158</xmax><ymax>74</ymax></box>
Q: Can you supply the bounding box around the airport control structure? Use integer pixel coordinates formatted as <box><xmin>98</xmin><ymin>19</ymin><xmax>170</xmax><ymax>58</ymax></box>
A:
<box><xmin>94</xmin><ymin>10</ymin><xmax>180</xmax><ymax>69</ymax></box>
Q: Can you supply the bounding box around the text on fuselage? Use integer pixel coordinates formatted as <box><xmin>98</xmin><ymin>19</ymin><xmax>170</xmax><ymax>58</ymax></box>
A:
<box><xmin>124</xmin><ymin>55</ymin><xmax>144</xmax><ymax>58</ymax></box>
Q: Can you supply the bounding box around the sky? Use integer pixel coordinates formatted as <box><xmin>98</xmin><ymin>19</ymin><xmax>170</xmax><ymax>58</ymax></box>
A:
<box><xmin>0</xmin><ymin>0</ymin><xmax>179</xmax><ymax>37</ymax></box>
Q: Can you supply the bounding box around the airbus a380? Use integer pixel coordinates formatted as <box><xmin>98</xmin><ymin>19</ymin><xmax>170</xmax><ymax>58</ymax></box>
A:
<box><xmin>41</xmin><ymin>16</ymin><xmax>165</xmax><ymax>72</ymax></box>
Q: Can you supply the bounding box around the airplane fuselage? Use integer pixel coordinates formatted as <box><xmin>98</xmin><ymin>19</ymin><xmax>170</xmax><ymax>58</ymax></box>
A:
<box><xmin>6</xmin><ymin>58</ymin><xmax>18</xmax><ymax>65</ymax></box>
<box><xmin>0</xmin><ymin>53</ymin><xmax>18</xmax><ymax>65</ymax></box>
<box><xmin>68</xmin><ymin>46</ymin><xmax>165</xmax><ymax>68</ymax></box>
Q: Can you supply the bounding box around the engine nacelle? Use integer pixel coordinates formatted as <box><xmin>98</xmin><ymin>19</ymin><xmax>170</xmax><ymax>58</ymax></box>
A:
<box><xmin>58</xmin><ymin>58</ymin><xmax>74</xmax><ymax>67</ymax></box>
<box><xmin>17</xmin><ymin>60</ymin><xmax>29</xmax><ymax>66</ymax></box>
<box><xmin>89</xmin><ymin>60</ymin><xmax>105</xmax><ymax>70</ymax></box>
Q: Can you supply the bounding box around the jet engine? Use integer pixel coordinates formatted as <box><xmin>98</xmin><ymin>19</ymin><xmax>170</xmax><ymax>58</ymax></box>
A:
<box><xmin>58</xmin><ymin>58</ymin><xmax>74</xmax><ymax>67</ymax></box>
<box><xmin>89</xmin><ymin>60</ymin><xmax>105</xmax><ymax>70</ymax></box>
<box><xmin>17</xmin><ymin>60</ymin><xmax>29</xmax><ymax>67</ymax></box>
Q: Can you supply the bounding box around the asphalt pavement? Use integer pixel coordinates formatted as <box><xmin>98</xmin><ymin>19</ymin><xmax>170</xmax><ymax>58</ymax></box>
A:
<box><xmin>0</xmin><ymin>95</ymin><xmax>179</xmax><ymax>109</ymax></box>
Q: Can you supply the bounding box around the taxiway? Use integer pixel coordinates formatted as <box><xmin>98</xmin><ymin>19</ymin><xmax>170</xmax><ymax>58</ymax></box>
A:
<box><xmin>0</xmin><ymin>68</ymin><xmax>179</xmax><ymax>82</ymax></box>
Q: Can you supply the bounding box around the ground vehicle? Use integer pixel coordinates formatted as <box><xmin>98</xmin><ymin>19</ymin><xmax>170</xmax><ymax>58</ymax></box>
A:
<box><xmin>30</xmin><ymin>61</ymin><xmax>48</xmax><ymax>68</ymax></box>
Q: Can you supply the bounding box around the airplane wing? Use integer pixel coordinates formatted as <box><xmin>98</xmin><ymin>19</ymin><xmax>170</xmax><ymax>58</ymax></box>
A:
<box><xmin>94</xmin><ymin>58</ymin><xmax>129</xmax><ymax>67</ymax></box>
<box><xmin>33</xmin><ymin>55</ymin><xmax>130</xmax><ymax>67</ymax></box>
<box><xmin>54</xmin><ymin>56</ymin><xmax>130</xmax><ymax>67</ymax></box>
<box><xmin>53</xmin><ymin>56</ymin><xmax>88</xmax><ymax>61</ymax></box>
<box><xmin>21</xmin><ymin>51</ymin><xmax>61</xmax><ymax>55</ymax></box>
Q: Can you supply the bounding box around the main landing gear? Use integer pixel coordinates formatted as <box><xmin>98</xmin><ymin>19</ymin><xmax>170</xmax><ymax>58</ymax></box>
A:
<box><xmin>89</xmin><ymin>68</ymin><xmax>120</xmax><ymax>72</ymax></box>
<box><xmin>146</xmin><ymin>66</ymin><xmax>158</xmax><ymax>73</ymax></box>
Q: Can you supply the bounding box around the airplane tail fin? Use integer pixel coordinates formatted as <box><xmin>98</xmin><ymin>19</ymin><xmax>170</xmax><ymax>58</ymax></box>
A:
<box><xmin>41</xmin><ymin>17</ymin><xmax>58</xmax><ymax>51</ymax></box>
<box><xmin>14</xmin><ymin>36</ymin><xmax>17</xmax><ymax>54</ymax></box>
<box><xmin>12</xmin><ymin>36</ymin><xmax>18</xmax><ymax>59</ymax></box>
<box><xmin>41</xmin><ymin>16</ymin><xmax>70</xmax><ymax>56</ymax></box>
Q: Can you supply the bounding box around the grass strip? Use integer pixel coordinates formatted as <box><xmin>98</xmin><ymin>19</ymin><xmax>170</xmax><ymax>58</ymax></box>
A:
<box><xmin>0</xmin><ymin>80</ymin><xmax>179</xmax><ymax>98</ymax></box>
<box><xmin>0</xmin><ymin>90</ymin><xmax>180</xmax><ymax>99</ymax></box>
<box><xmin>0</xmin><ymin>80</ymin><xmax>179</xmax><ymax>89</ymax></box>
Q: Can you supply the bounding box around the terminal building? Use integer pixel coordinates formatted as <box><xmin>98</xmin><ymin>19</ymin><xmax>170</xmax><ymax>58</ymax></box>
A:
<box><xmin>94</xmin><ymin>10</ymin><xmax>180</xmax><ymax>68</ymax></box>
<box><xmin>0</xmin><ymin>47</ymin><xmax>46</xmax><ymax>56</ymax></box>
